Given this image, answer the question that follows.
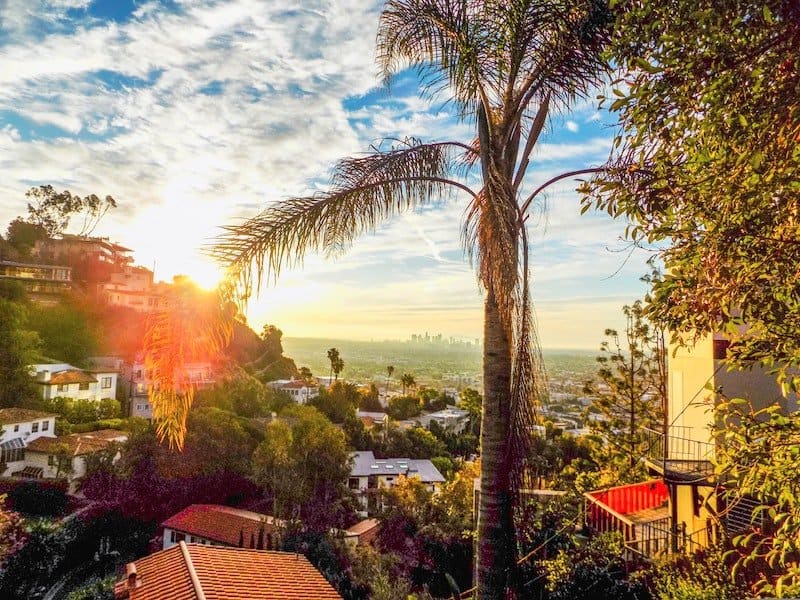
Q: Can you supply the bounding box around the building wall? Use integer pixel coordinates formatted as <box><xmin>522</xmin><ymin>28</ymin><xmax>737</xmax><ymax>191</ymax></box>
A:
<box><xmin>24</xmin><ymin>451</ymin><xmax>87</xmax><ymax>492</ymax></box>
<box><xmin>0</xmin><ymin>416</ymin><xmax>56</xmax><ymax>445</ymax></box>
<box><xmin>42</xmin><ymin>372</ymin><xmax>118</xmax><ymax>403</ymax></box>
<box><xmin>667</xmin><ymin>334</ymin><xmax>717</xmax><ymax>446</ymax></box>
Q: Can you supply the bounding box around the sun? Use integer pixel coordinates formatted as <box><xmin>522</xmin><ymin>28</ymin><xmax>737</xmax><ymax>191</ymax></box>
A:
<box><xmin>182</xmin><ymin>257</ymin><xmax>227</xmax><ymax>291</ymax></box>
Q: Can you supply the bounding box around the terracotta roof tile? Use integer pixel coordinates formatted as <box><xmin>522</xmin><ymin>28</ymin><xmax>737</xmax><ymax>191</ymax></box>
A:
<box><xmin>25</xmin><ymin>430</ymin><xmax>126</xmax><ymax>456</ymax></box>
<box><xmin>115</xmin><ymin>543</ymin><xmax>342</xmax><ymax>600</ymax></box>
<box><xmin>0</xmin><ymin>408</ymin><xmax>56</xmax><ymax>424</ymax></box>
<box><xmin>39</xmin><ymin>369</ymin><xmax>97</xmax><ymax>385</ymax></box>
<box><xmin>162</xmin><ymin>504</ymin><xmax>283</xmax><ymax>548</ymax></box>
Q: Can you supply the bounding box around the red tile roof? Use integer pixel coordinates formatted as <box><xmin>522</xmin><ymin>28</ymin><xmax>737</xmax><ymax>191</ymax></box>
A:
<box><xmin>0</xmin><ymin>408</ymin><xmax>56</xmax><ymax>424</ymax></box>
<box><xmin>115</xmin><ymin>542</ymin><xmax>342</xmax><ymax>600</ymax></box>
<box><xmin>39</xmin><ymin>369</ymin><xmax>97</xmax><ymax>385</ymax></box>
<box><xmin>25</xmin><ymin>430</ymin><xmax>126</xmax><ymax>456</ymax></box>
<box><xmin>162</xmin><ymin>504</ymin><xmax>283</xmax><ymax>548</ymax></box>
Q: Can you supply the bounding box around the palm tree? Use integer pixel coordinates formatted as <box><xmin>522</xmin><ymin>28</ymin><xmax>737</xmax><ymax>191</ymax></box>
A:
<box><xmin>326</xmin><ymin>347</ymin><xmax>340</xmax><ymax>384</ymax></box>
<box><xmin>400</xmin><ymin>372</ymin><xmax>416</xmax><ymax>396</ymax></box>
<box><xmin>213</xmin><ymin>2</ymin><xmax>609</xmax><ymax>596</ymax></box>
<box><xmin>385</xmin><ymin>364</ymin><xmax>395</xmax><ymax>396</ymax></box>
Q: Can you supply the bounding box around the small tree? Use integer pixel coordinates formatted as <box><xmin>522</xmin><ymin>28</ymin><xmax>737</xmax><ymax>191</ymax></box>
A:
<box><xmin>584</xmin><ymin>301</ymin><xmax>665</xmax><ymax>480</ymax></box>
<box><xmin>385</xmin><ymin>365</ymin><xmax>394</xmax><ymax>395</ymax></box>
<box><xmin>326</xmin><ymin>348</ymin><xmax>343</xmax><ymax>383</ymax></box>
<box><xmin>24</xmin><ymin>184</ymin><xmax>117</xmax><ymax>237</ymax></box>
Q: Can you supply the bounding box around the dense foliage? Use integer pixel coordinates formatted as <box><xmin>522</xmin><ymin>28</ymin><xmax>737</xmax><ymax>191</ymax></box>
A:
<box><xmin>584</xmin><ymin>0</ymin><xmax>800</xmax><ymax>386</ymax></box>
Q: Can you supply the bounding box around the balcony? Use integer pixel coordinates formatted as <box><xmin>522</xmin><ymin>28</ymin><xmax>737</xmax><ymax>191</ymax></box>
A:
<box><xmin>642</xmin><ymin>426</ymin><xmax>716</xmax><ymax>482</ymax></box>
<box><xmin>584</xmin><ymin>479</ymin><xmax>671</xmax><ymax>559</ymax></box>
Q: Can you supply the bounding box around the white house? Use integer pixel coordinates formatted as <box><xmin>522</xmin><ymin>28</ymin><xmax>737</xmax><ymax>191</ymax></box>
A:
<box><xmin>30</xmin><ymin>363</ymin><xmax>118</xmax><ymax>404</ymax></box>
<box><xmin>22</xmin><ymin>429</ymin><xmax>127</xmax><ymax>492</ymax></box>
<box><xmin>0</xmin><ymin>408</ymin><xmax>57</xmax><ymax>476</ymax></box>
<box><xmin>417</xmin><ymin>407</ymin><xmax>470</xmax><ymax>433</ymax></box>
<box><xmin>267</xmin><ymin>379</ymin><xmax>319</xmax><ymax>404</ymax></box>
<box><xmin>349</xmin><ymin>451</ymin><xmax>445</xmax><ymax>517</ymax></box>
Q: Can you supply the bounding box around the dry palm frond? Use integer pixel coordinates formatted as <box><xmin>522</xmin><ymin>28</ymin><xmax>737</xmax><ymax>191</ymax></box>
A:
<box><xmin>143</xmin><ymin>279</ymin><xmax>233</xmax><ymax>449</ymax></box>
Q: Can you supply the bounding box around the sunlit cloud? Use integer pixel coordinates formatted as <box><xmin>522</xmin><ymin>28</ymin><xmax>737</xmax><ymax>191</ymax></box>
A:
<box><xmin>0</xmin><ymin>0</ymin><xmax>647</xmax><ymax>349</ymax></box>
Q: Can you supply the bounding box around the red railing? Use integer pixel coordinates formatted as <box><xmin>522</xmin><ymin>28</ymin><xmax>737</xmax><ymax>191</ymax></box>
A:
<box><xmin>586</xmin><ymin>480</ymin><xmax>668</xmax><ymax>516</ymax></box>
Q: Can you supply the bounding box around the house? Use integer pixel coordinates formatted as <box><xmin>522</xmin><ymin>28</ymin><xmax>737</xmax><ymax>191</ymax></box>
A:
<box><xmin>0</xmin><ymin>408</ymin><xmax>57</xmax><ymax>476</ymax></box>
<box><xmin>113</xmin><ymin>542</ymin><xmax>342</xmax><ymax>599</ymax></box>
<box><xmin>349</xmin><ymin>451</ymin><xmax>445</xmax><ymax>517</ymax></box>
<box><xmin>100</xmin><ymin>266</ymin><xmax>167</xmax><ymax>313</ymax></box>
<box><xmin>355</xmin><ymin>410</ymin><xmax>389</xmax><ymax>429</ymax></box>
<box><xmin>0</xmin><ymin>260</ymin><xmax>72</xmax><ymax>303</ymax></box>
<box><xmin>417</xmin><ymin>407</ymin><xmax>470</xmax><ymax>433</ymax></box>
<box><xmin>267</xmin><ymin>379</ymin><xmax>319</xmax><ymax>405</ymax></box>
<box><xmin>585</xmin><ymin>332</ymin><xmax>798</xmax><ymax>557</ymax></box>
<box><xmin>162</xmin><ymin>504</ymin><xmax>283</xmax><ymax>551</ymax></box>
<box><xmin>341</xmin><ymin>518</ymin><xmax>380</xmax><ymax>547</ymax></box>
<box><xmin>30</xmin><ymin>363</ymin><xmax>118</xmax><ymax>404</ymax></box>
<box><xmin>124</xmin><ymin>360</ymin><xmax>217</xmax><ymax>419</ymax></box>
<box><xmin>22</xmin><ymin>429</ymin><xmax>127</xmax><ymax>492</ymax></box>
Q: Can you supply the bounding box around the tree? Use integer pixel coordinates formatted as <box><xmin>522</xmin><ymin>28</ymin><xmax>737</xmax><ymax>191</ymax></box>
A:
<box><xmin>251</xmin><ymin>405</ymin><xmax>351</xmax><ymax>529</ymax></box>
<box><xmin>458</xmin><ymin>387</ymin><xmax>483</xmax><ymax>436</ymax></box>
<box><xmin>387</xmin><ymin>395</ymin><xmax>422</xmax><ymax>421</ymax></box>
<box><xmin>0</xmin><ymin>285</ymin><xmax>40</xmax><ymax>409</ymax></box>
<box><xmin>23</xmin><ymin>184</ymin><xmax>117</xmax><ymax>237</ymax></box>
<box><xmin>358</xmin><ymin>383</ymin><xmax>383</xmax><ymax>412</ymax></box>
<box><xmin>27</xmin><ymin>298</ymin><xmax>100</xmax><ymax>367</ymax></box>
<box><xmin>400</xmin><ymin>373</ymin><xmax>415</xmax><ymax>396</ymax></box>
<box><xmin>385</xmin><ymin>365</ymin><xmax>394</xmax><ymax>396</ymax></box>
<box><xmin>583</xmin><ymin>0</ymin><xmax>800</xmax><ymax>387</ymax></box>
<box><xmin>326</xmin><ymin>348</ymin><xmax>342</xmax><ymax>383</ymax></box>
<box><xmin>583</xmin><ymin>301</ymin><xmax>665</xmax><ymax>479</ymax></box>
<box><xmin>713</xmin><ymin>400</ymin><xmax>800</xmax><ymax>597</ymax></box>
<box><xmin>311</xmin><ymin>381</ymin><xmax>360</xmax><ymax>423</ymax></box>
<box><xmin>213</xmin><ymin>2</ymin><xmax>610</xmax><ymax>595</ymax></box>
<box><xmin>4</xmin><ymin>218</ymin><xmax>47</xmax><ymax>259</ymax></box>
<box><xmin>298</xmin><ymin>366</ymin><xmax>314</xmax><ymax>384</ymax></box>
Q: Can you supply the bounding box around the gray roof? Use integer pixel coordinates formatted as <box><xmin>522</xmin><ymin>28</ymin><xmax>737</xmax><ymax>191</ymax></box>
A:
<box><xmin>350</xmin><ymin>451</ymin><xmax>444</xmax><ymax>483</ymax></box>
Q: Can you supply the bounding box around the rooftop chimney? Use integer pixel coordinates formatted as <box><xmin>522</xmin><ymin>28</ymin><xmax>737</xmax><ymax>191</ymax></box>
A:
<box><xmin>126</xmin><ymin>563</ymin><xmax>140</xmax><ymax>590</ymax></box>
<box><xmin>41</xmin><ymin>370</ymin><xmax>51</xmax><ymax>382</ymax></box>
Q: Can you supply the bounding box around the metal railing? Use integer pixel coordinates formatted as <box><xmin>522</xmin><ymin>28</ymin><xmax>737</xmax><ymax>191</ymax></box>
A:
<box><xmin>642</xmin><ymin>426</ymin><xmax>716</xmax><ymax>478</ymax></box>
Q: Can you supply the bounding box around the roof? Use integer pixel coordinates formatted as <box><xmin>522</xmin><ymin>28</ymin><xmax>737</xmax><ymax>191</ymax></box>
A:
<box><xmin>26</xmin><ymin>430</ymin><xmax>127</xmax><ymax>456</ymax></box>
<box><xmin>349</xmin><ymin>451</ymin><xmax>444</xmax><ymax>483</ymax></box>
<box><xmin>0</xmin><ymin>408</ymin><xmax>56</xmax><ymax>425</ymax></box>
<box><xmin>355</xmin><ymin>411</ymin><xmax>387</xmax><ymax>421</ymax></box>
<box><xmin>345</xmin><ymin>518</ymin><xmax>379</xmax><ymax>537</ymax></box>
<box><xmin>37</xmin><ymin>369</ymin><xmax>97</xmax><ymax>385</ymax></box>
<box><xmin>281</xmin><ymin>381</ymin><xmax>315</xmax><ymax>389</ymax></box>
<box><xmin>115</xmin><ymin>542</ymin><xmax>342</xmax><ymax>600</ymax></box>
<box><xmin>162</xmin><ymin>504</ymin><xmax>283</xmax><ymax>547</ymax></box>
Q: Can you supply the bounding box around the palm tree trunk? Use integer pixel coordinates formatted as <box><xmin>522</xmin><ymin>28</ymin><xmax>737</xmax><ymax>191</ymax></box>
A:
<box><xmin>476</xmin><ymin>289</ymin><xmax>515</xmax><ymax>599</ymax></box>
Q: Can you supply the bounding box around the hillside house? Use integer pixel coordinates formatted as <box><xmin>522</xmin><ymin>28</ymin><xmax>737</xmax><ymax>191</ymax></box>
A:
<box><xmin>267</xmin><ymin>379</ymin><xmax>319</xmax><ymax>404</ymax></box>
<box><xmin>0</xmin><ymin>260</ymin><xmax>72</xmax><ymax>303</ymax></box>
<box><xmin>23</xmin><ymin>429</ymin><xmax>127</xmax><ymax>492</ymax></box>
<box><xmin>349</xmin><ymin>451</ymin><xmax>445</xmax><ymax>517</ymax></box>
<box><xmin>585</xmin><ymin>332</ymin><xmax>799</xmax><ymax>557</ymax></box>
<box><xmin>30</xmin><ymin>363</ymin><xmax>118</xmax><ymax>404</ymax></box>
<box><xmin>123</xmin><ymin>361</ymin><xmax>217</xmax><ymax>419</ymax></box>
<box><xmin>0</xmin><ymin>408</ymin><xmax>57</xmax><ymax>476</ymax></box>
<box><xmin>417</xmin><ymin>407</ymin><xmax>470</xmax><ymax>433</ymax></box>
<box><xmin>162</xmin><ymin>504</ymin><xmax>283</xmax><ymax>551</ymax></box>
<box><xmin>114</xmin><ymin>542</ymin><xmax>342</xmax><ymax>599</ymax></box>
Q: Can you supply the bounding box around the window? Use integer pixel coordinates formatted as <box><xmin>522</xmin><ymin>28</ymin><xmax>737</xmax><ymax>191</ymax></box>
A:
<box><xmin>48</xmin><ymin>455</ymin><xmax>56</xmax><ymax>466</ymax></box>
<box><xmin>713</xmin><ymin>339</ymin><xmax>730</xmax><ymax>360</ymax></box>
<box><xmin>32</xmin><ymin>423</ymin><xmax>39</xmax><ymax>433</ymax></box>
<box><xmin>42</xmin><ymin>421</ymin><xmax>49</xmax><ymax>431</ymax></box>
<box><xmin>348</xmin><ymin>477</ymin><xmax>360</xmax><ymax>490</ymax></box>
<box><xmin>13</xmin><ymin>425</ymin><xmax>19</xmax><ymax>433</ymax></box>
<box><xmin>57</xmin><ymin>384</ymin><xmax>67</xmax><ymax>392</ymax></box>
<box><xmin>101</xmin><ymin>377</ymin><xmax>112</xmax><ymax>389</ymax></box>
<box><xmin>78</xmin><ymin>382</ymin><xmax>89</xmax><ymax>391</ymax></box>
<box><xmin>134</xmin><ymin>370</ymin><xmax>142</xmax><ymax>380</ymax></box>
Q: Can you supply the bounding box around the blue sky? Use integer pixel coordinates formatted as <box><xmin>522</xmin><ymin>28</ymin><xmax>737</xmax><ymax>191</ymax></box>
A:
<box><xmin>0</xmin><ymin>0</ymin><xmax>653</xmax><ymax>348</ymax></box>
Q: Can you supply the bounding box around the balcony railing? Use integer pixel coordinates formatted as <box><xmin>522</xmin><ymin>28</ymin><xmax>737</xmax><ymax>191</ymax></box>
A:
<box><xmin>642</xmin><ymin>426</ymin><xmax>716</xmax><ymax>479</ymax></box>
<box><xmin>584</xmin><ymin>480</ymin><xmax>670</xmax><ymax>559</ymax></box>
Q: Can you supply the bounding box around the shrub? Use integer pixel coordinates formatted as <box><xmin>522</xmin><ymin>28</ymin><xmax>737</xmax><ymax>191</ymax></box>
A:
<box><xmin>7</xmin><ymin>481</ymin><xmax>69</xmax><ymax>517</ymax></box>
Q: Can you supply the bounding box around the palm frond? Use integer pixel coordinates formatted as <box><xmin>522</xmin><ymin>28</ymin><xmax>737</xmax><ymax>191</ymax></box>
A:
<box><xmin>378</xmin><ymin>0</ymin><xmax>493</xmax><ymax>115</ymax></box>
<box><xmin>143</xmin><ymin>280</ymin><xmax>233</xmax><ymax>449</ymax></box>
<box><xmin>211</xmin><ymin>139</ymin><xmax>476</xmax><ymax>300</ymax></box>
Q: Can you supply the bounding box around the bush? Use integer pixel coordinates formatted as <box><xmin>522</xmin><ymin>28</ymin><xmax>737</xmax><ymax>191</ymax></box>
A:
<box><xmin>7</xmin><ymin>481</ymin><xmax>69</xmax><ymax>517</ymax></box>
<box><xmin>648</xmin><ymin>546</ymin><xmax>746</xmax><ymax>600</ymax></box>
<box><xmin>66</xmin><ymin>575</ymin><xmax>116</xmax><ymax>600</ymax></box>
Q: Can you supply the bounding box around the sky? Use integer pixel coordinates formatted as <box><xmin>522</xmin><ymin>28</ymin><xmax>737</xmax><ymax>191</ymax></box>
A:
<box><xmin>0</xmin><ymin>0</ymin><xmax>654</xmax><ymax>349</ymax></box>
